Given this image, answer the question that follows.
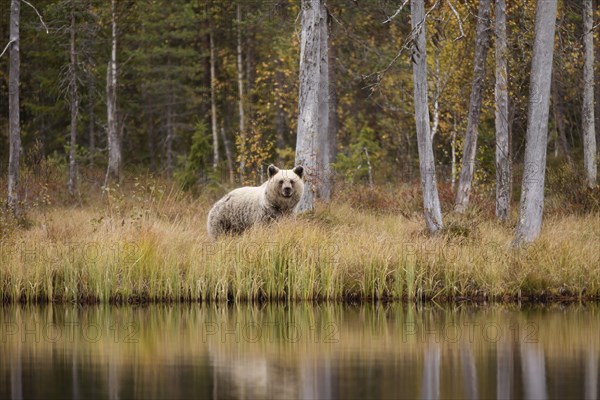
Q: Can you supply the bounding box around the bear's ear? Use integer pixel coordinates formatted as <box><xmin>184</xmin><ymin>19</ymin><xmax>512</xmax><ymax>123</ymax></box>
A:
<box><xmin>267</xmin><ymin>164</ymin><xmax>280</xmax><ymax>179</ymax></box>
<box><xmin>293</xmin><ymin>166</ymin><xmax>304</xmax><ymax>179</ymax></box>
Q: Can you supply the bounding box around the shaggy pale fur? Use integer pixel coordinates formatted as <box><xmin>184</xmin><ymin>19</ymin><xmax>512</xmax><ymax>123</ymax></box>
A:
<box><xmin>207</xmin><ymin>165</ymin><xmax>304</xmax><ymax>239</ymax></box>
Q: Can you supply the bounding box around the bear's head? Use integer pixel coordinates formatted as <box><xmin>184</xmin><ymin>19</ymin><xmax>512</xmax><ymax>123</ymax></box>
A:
<box><xmin>265</xmin><ymin>164</ymin><xmax>304</xmax><ymax>210</ymax></box>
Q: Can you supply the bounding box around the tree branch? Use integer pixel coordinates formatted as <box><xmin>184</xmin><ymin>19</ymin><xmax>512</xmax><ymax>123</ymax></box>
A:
<box><xmin>446</xmin><ymin>0</ymin><xmax>465</xmax><ymax>41</ymax></box>
<box><xmin>383</xmin><ymin>0</ymin><xmax>409</xmax><ymax>24</ymax></box>
<box><xmin>366</xmin><ymin>0</ymin><xmax>439</xmax><ymax>93</ymax></box>
<box><xmin>0</xmin><ymin>39</ymin><xmax>16</xmax><ymax>58</ymax></box>
<box><xmin>22</xmin><ymin>0</ymin><xmax>49</xmax><ymax>34</ymax></box>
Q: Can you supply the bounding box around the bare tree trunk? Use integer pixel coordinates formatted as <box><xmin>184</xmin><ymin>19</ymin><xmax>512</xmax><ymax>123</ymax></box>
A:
<box><xmin>451</xmin><ymin>130</ymin><xmax>456</xmax><ymax>190</ymax></box>
<box><xmin>327</xmin><ymin>21</ymin><xmax>339</xmax><ymax>194</ymax></box>
<box><xmin>495</xmin><ymin>0</ymin><xmax>511</xmax><ymax>221</ymax></box>
<box><xmin>105</xmin><ymin>0</ymin><xmax>121</xmax><ymax>185</ymax></box>
<box><xmin>7</xmin><ymin>0</ymin><xmax>21</xmax><ymax>212</ymax></box>
<box><xmin>551</xmin><ymin>73</ymin><xmax>572</xmax><ymax>165</ymax></box>
<box><xmin>245</xmin><ymin>26</ymin><xmax>255</xmax><ymax>117</ymax></box>
<box><xmin>295</xmin><ymin>0</ymin><xmax>330</xmax><ymax>211</ymax></box>
<box><xmin>318</xmin><ymin>3</ymin><xmax>332</xmax><ymax>202</ymax></box>
<box><xmin>596</xmin><ymin>0</ymin><xmax>600</xmax><ymax>151</ymax></box>
<box><xmin>451</xmin><ymin>112</ymin><xmax>458</xmax><ymax>190</ymax></box>
<box><xmin>363</xmin><ymin>147</ymin><xmax>373</xmax><ymax>189</ymax></box>
<box><xmin>236</xmin><ymin>3</ymin><xmax>246</xmax><ymax>177</ymax></box>
<box><xmin>209</xmin><ymin>30</ymin><xmax>219</xmax><ymax>170</ymax></box>
<box><xmin>431</xmin><ymin>46</ymin><xmax>441</xmax><ymax>139</ymax></box>
<box><xmin>275</xmin><ymin>68</ymin><xmax>286</xmax><ymax>155</ymax></box>
<box><xmin>220</xmin><ymin>122</ymin><xmax>234</xmax><ymax>184</ymax></box>
<box><xmin>410</xmin><ymin>0</ymin><xmax>443</xmax><ymax>234</ymax></box>
<box><xmin>146</xmin><ymin>112</ymin><xmax>156</xmax><ymax>172</ymax></box>
<box><xmin>88</xmin><ymin>73</ymin><xmax>95</xmax><ymax>153</ymax></box>
<box><xmin>582</xmin><ymin>0</ymin><xmax>597</xmax><ymax>188</ymax></box>
<box><xmin>454</xmin><ymin>0</ymin><xmax>492</xmax><ymax>213</ymax></box>
<box><xmin>165</xmin><ymin>94</ymin><xmax>174</xmax><ymax>173</ymax></box>
<box><xmin>68</xmin><ymin>4</ymin><xmax>78</xmax><ymax>196</ymax></box>
<box><xmin>514</xmin><ymin>0</ymin><xmax>558</xmax><ymax>245</ymax></box>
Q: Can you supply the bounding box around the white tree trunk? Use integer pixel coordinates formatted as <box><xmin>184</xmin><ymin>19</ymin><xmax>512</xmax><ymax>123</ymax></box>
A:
<box><xmin>431</xmin><ymin>46</ymin><xmax>441</xmax><ymax>139</ymax></box>
<box><xmin>514</xmin><ymin>0</ymin><xmax>558</xmax><ymax>245</ymax></box>
<box><xmin>209</xmin><ymin>30</ymin><xmax>219</xmax><ymax>170</ymax></box>
<box><xmin>7</xmin><ymin>0</ymin><xmax>21</xmax><ymax>212</ymax></box>
<box><xmin>68</xmin><ymin>4</ymin><xmax>78</xmax><ymax>195</ymax></box>
<box><xmin>410</xmin><ymin>0</ymin><xmax>443</xmax><ymax>233</ymax></box>
<box><xmin>105</xmin><ymin>0</ymin><xmax>121</xmax><ymax>185</ymax></box>
<box><xmin>454</xmin><ymin>0</ymin><xmax>492</xmax><ymax>213</ymax></box>
<box><xmin>295</xmin><ymin>0</ymin><xmax>330</xmax><ymax>212</ymax></box>
<box><xmin>451</xmin><ymin>130</ymin><xmax>456</xmax><ymax>190</ymax></box>
<box><xmin>582</xmin><ymin>0</ymin><xmax>597</xmax><ymax>188</ymax></box>
<box><xmin>495</xmin><ymin>0</ymin><xmax>511</xmax><ymax>221</ymax></box>
<box><xmin>328</xmin><ymin>32</ymin><xmax>339</xmax><ymax>177</ymax></box>
<box><xmin>236</xmin><ymin>3</ymin><xmax>246</xmax><ymax>177</ymax></box>
<box><xmin>317</xmin><ymin>3</ymin><xmax>332</xmax><ymax>202</ymax></box>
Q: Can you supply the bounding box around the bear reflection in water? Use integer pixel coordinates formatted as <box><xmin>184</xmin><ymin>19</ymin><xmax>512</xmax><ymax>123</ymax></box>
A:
<box><xmin>209</xmin><ymin>351</ymin><xmax>334</xmax><ymax>399</ymax></box>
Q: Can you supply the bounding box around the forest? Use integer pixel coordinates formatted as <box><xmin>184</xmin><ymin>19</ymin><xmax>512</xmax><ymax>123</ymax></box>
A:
<box><xmin>0</xmin><ymin>0</ymin><xmax>598</xmax><ymax>303</ymax></box>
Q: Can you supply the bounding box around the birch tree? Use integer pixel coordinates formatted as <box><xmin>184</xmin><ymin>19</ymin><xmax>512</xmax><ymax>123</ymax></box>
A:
<box><xmin>494</xmin><ymin>0</ymin><xmax>510</xmax><ymax>220</ymax></box>
<box><xmin>321</xmin><ymin>14</ymin><xmax>337</xmax><ymax>202</ymax></box>
<box><xmin>209</xmin><ymin>30</ymin><xmax>219</xmax><ymax>170</ymax></box>
<box><xmin>236</xmin><ymin>3</ymin><xmax>246</xmax><ymax>178</ymax></box>
<box><xmin>105</xmin><ymin>0</ymin><xmax>121</xmax><ymax>185</ymax></box>
<box><xmin>514</xmin><ymin>0</ymin><xmax>558</xmax><ymax>245</ymax></box>
<box><xmin>328</xmin><ymin>33</ymin><xmax>339</xmax><ymax>182</ymax></box>
<box><xmin>295</xmin><ymin>0</ymin><xmax>330</xmax><ymax>212</ymax></box>
<box><xmin>454</xmin><ymin>0</ymin><xmax>492</xmax><ymax>213</ymax></box>
<box><xmin>87</xmin><ymin>72</ymin><xmax>96</xmax><ymax>153</ymax></box>
<box><xmin>5</xmin><ymin>0</ymin><xmax>48</xmax><ymax>209</ymax></box>
<box><xmin>411</xmin><ymin>0</ymin><xmax>443</xmax><ymax>233</ymax></box>
<box><xmin>582</xmin><ymin>0</ymin><xmax>596</xmax><ymax>188</ymax></box>
<box><xmin>7</xmin><ymin>0</ymin><xmax>21</xmax><ymax>212</ymax></box>
<box><xmin>68</xmin><ymin>1</ymin><xmax>79</xmax><ymax>195</ymax></box>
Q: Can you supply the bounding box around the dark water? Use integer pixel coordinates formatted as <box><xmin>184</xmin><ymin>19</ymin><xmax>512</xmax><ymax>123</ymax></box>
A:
<box><xmin>0</xmin><ymin>303</ymin><xmax>598</xmax><ymax>399</ymax></box>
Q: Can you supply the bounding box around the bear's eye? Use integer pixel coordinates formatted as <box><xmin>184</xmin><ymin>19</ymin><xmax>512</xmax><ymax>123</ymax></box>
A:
<box><xmin>279</xmin><ymin>180</ymin><xmax>284</xmax><ymax>185</ymax></box>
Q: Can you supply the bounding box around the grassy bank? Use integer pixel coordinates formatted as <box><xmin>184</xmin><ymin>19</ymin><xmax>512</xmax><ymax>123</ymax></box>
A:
<box><xmin>0</xmin><ymin>171</ymin><xmax>599</xmax><ymax>303</ymax></box>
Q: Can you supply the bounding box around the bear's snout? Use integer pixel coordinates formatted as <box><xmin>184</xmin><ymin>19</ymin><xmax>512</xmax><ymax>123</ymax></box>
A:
<box><xmin>282</xmin><ymin>186</ymin><xmax>293</xmax><ymax>197</ymax></box>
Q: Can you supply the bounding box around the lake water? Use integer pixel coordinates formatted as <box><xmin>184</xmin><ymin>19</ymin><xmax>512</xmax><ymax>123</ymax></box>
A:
<box><xmin>0</xmin><ymin>303</ymin><xmax>598</xmax><ymax>399</ymax></box>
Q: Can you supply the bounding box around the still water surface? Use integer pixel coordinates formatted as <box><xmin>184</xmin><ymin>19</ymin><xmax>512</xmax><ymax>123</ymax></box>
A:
<box><xmin>0</xmin><ymin>303</ymin><xmax>598</xmax><ymax>399</ymax></box>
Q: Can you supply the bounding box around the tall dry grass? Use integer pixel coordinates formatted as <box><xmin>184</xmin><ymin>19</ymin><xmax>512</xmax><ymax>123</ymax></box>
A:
<box><xmin>0</xmin><ymin>170</ymin><xmax>598</xmax><ymax>303</ymax></box>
